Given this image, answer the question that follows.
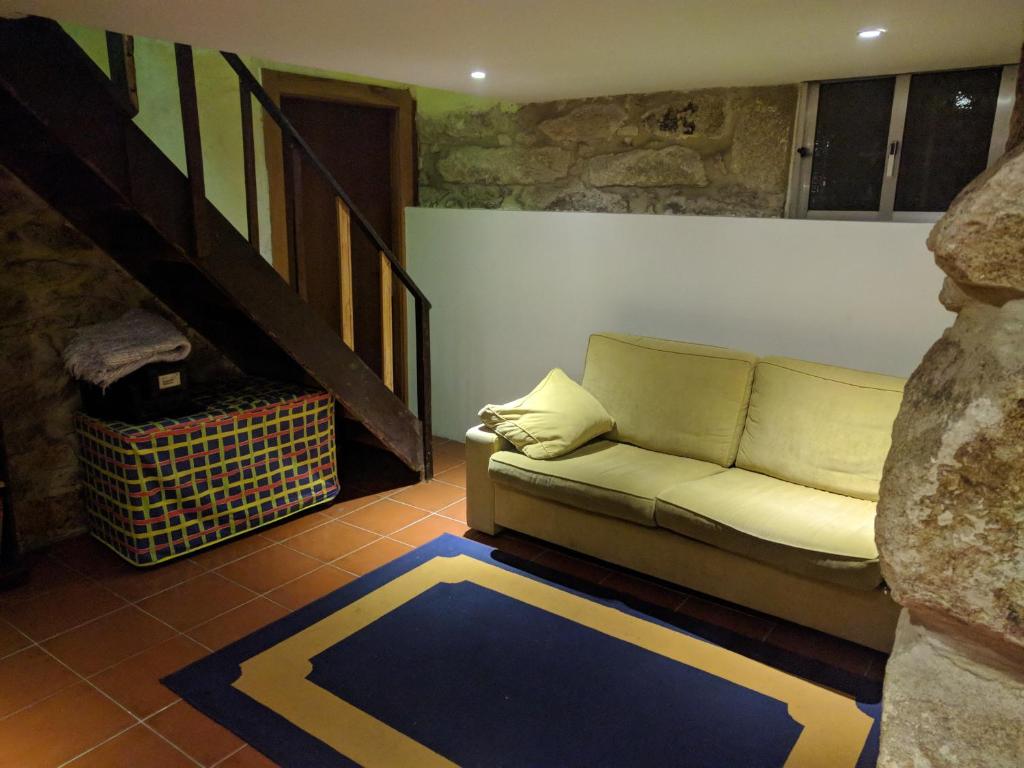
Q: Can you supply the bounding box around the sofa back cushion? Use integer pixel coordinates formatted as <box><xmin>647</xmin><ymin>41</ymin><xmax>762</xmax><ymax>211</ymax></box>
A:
<box><xmin>736</xmin><ymin>356</ymin><xmax>905</xmax><ymax>501</ymax></box>
<box><xmin>581</xmin><ymin>333</ymin><xmax>757</xmax><ymax>466</ymax></box>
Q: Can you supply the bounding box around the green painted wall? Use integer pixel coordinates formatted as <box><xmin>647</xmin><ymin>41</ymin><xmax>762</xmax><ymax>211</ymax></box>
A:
<box><xmin>61</xmin><ymin>22</ymin><xmax>507</xmax><ymax>263</ymax></box>
<box><xmin>64</xmin><ymin>24</ymin><xmax>273</xmax><ymax>256</ymax></box>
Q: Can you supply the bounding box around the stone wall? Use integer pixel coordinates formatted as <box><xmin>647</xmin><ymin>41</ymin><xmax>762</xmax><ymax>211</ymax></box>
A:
<box><xmin>874</xmin><ymin>142</ymin><xmax>1024</xmax><ymax>765</ymax></box>
<box><xmin>0</xmin><ymin>168</ymin><xmax>239</xmax><ymax>551</ymax></box>
<box><xmin>418</xmin><ymin>85</ymin><xmax>797</xmax><ymax>217</ymax></box>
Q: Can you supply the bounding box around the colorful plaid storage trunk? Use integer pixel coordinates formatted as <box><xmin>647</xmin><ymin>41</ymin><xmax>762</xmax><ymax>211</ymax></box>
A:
<box><xmin>75</xmin><ymin>378</ymin><xmax>339</xmax><ymax>566</ymax></box>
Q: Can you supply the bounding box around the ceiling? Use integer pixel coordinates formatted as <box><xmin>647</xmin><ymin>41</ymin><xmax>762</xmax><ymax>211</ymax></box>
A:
<box><xmin>7</xmin><ymin>0</ymin><xmax>1023</xmax><ymax>102</ymax></box>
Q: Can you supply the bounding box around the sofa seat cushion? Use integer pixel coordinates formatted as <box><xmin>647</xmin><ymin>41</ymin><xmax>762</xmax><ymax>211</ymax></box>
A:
<box><xmin>489</xmin><ymin>440</ymin><xmax>724</xmax><ymax>527</ymax></box>
<box><xmin>654</xmin><ymin>468</ymin><xmax>882</xmax><ymax>590</ymax></box>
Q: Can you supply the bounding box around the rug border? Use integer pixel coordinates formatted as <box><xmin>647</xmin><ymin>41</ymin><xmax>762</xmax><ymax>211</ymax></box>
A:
<box><xmin>162</xmin><ymin>534</ymin><xmax>881</xmax><ymax>768</ymax></box>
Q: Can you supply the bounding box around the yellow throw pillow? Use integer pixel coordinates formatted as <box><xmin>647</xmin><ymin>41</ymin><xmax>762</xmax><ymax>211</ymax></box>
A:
<box><xmin>478</xmin><ymin>369</ymin><xmax>614</xmax><ymax>459</ymax></box>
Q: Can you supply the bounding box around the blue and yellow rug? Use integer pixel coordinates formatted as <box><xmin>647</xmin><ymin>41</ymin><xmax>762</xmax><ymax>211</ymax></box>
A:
<box><xmin>163</xmin><ymin>535</ymin><xmax>880</xmax><ymax>767</ymax></box>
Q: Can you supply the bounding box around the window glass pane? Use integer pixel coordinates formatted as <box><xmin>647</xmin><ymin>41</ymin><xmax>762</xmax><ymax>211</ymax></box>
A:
<box><xmin>809</xmin><ymin>78</ymin><xmax>895</xmax><ymax>211</ymax></box>
<box><xmin>894</xmin><ymin>67</ymin><xmax>1002</xmax><ymax>212</ymax></box>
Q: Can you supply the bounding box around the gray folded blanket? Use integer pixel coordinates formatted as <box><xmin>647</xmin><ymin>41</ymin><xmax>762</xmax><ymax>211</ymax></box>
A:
<box><xmin>64</xmin><ymin>308</ymin><xmax>191</xmax><ymax>389</ymax></box>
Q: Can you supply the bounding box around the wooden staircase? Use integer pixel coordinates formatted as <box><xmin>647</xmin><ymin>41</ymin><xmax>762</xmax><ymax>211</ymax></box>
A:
<box><xmin>0</xmin><ymin>16</ymin><xmax>432</xmax><ymax>476</ymax></box>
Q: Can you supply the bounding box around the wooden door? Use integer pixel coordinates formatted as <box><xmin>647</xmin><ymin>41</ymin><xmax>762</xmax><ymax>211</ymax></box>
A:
<box><xmin>262</xmin><ymin>71</ymin><xmax>415</xmax><ymax>401</ymax></box>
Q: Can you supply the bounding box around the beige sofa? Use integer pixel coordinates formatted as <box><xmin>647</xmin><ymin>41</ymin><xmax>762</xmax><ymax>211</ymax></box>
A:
<box><xmin>466</xmin><ymin>333</ymin><xmax>906</xmax><ymax>652</ymax></box>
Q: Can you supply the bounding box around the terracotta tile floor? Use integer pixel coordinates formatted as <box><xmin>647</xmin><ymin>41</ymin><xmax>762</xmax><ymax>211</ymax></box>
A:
<box><xmin>0</xmin><ymin>436</ymin><xmax>887</xmax><ymax>767</ymax></box>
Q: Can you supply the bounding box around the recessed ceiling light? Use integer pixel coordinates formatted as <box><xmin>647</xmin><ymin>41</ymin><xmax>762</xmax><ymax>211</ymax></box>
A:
<box><xmin>858</xmin><ymin>28</ymin><xmax>887</xmax><ymax>39</ymax></box>
<box><xmin>470</xmin><ymin>70</ymin><xmax>486</xmax><ymax>80</ymax></box>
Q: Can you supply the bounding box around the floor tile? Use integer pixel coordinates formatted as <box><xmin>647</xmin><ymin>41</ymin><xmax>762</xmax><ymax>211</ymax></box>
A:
<box><xmin>259</xmin><ymin>511</ymin><xmax>331</xmax><ymax>543</ymax></box>
<box><xmin>91</xmin><ymin>635</ymin><xmax>207</xmax><ymax>718</ymax></box>
<box><xmin>1</xmin><ymin>580</ymin><xmax>126</xmax><ymax>641</ymax></box>
<box><xmin>217</xmin><ymin>745</ymin><xmax>280</xmax><ymax>767</ymax></box>
<box><xmin>432</xmin><ymin>440</ymin><xmax>466</xmax><ymax>472</ymax></box>
<box><xmin>0</xmin><ymin>646</ymin><xmax>79</xmax><ymax>718</ymax></box>
<box><xmin>216</xmin><ymin>545</ymin><xmax>320</xmax><ymax>594</ymax></box>
<box><xmin>391</xmin><ymin>515</ymin><xmax>469</xmax><ymax>547</ymax></box>
<box><xmin>341</xmin><ymin>499</ymin><xmax>430</xmax><ymax>535</ymax></box>
<box><xmin>390</xmin><ymin>481</ymin><xmax>465</xmax><ymax>512</ymax></box>
<box><xmin>0</xmin><ymin>557</ymin><xmax>81</xmax><ymax>605</ymax></box>
<box><xmin>865</xmin><ymin>653</ymin><xmax>889</xmax><ymax>682</ymax></box>
<box><xmin>534</xmin><ymin>549</ymin><xmax>612</xmax><ymax>584</ymax></box>
<box><xmin>382</xmin><ymin>483</ymin><xmax>417</xmax><ymax>498</ymax></box>
<box><xmin>765</xmin><ymin>620</ymin><xmax>880</xmax><ymax>676</ymax></box>
<box><xmin>432</xmin><ymin>456</ymin><xmax>462</xmax><ymax>474</ymax></box>
<box><xmin>98</xmin><ymin>558</ymin><xmax>206</xmax><ymax>603</ymax></box>
<box><xmin>333</xmin><ymin>538</ymin><xmax>412</xmax><ymax>575</ymax></box>
<box><xmin>675</xmin><ymin>595</ymin><xmax>776</xmax><ymax>641</ymax></box>
<box><xmin>190</xmin><ymin>534</ymin><xmax>273</xmax><ymax>571</ymax></box>
<box><xmin>434</xmin><ymin>464</ymin><xmax>466</xmax><ymax>488</ymax></box>
<box><xmin>65</xmin><ymin>725</ymin><xmax>194</xmax><ymax>768</ymax></box>
<box><xmin>266</xmin><ymin>566</ymin><xmax>355</xmax><ymax>611</ymax></box>
<box><xmin>283</xmin><ymin>521</ymin><xmax>378</xmax><ymax>563</ymax></box>
<box><xmin>43</xmin><ymin>605</ymin><xmax>176</xmax><ymax>676</ymax></box>
<box><xmin>187</xmin><ymin>598</ymin><xmax>289</xmax><ymax>651</ymax></box>
<box><xmin>464</xmin><ymin>530</ymin><xmax>545</xmax><ymax>561</ymax></box>
<box><xmin>148</xmin><ymin>700</ymin><xmax>245</xmax><ymax>766</ymax></box>
<box><xmin>436</xmin><ymin>498</ymin><xmax>467</xmax><ymax>522</ymax></box>
<box><xmin>0</xmin><ymin>682</ymin><xmax>134</xmax><ymax>768</ymax></box>
<box><xmin>323</xmin><ymin>493</ymin><xmax>387</xmax><ymax>518</ymax></box>
<box><xmin>600</xmin><ymin>571</ymin><xmax>687</xmax><ymax>611</ymax></box>
<box><xmin>47</xmin><ymin>535</ymin><xmax>126</xmax><ymax>579</ymax></box>
<box><xmin>138</xmin><ymin>573</ymin><xmax>254</xmax><ymax>632</ymax></box>
<box><xmin>493</xmin><ymin>534</ymin><xmax>547</xmax><ymax>560</ymax></box>
<box><xmin>0</xmin><ymin>619</ymin><xmax>29</xmax><ymax>658</ymax></box>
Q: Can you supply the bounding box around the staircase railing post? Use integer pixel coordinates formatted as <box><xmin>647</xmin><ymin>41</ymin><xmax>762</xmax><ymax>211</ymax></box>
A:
<box><xmin>283</xmin><ymin>141</ymin><xmax>305</xmax><ymax>294</ymax></box>
<box><xmin>415</xmin><ymin>299</ymin><xmax>433</xmax><ymax>479</ymax></box>
<box><xmin>380</xmin><ymin>252</ymin><xmax>394</xmax><ymax>392</ymax></box>
<box><xmin>335</xmin><ymin>199</ymin><xmax>355</xmax><ymax>348</ymax></box>
<box><xmin>174</xmin><ymin>43</ymin><xmax>206</xmax><ymax>259</ymax></box>
<box><xmin>239</xmin><ymin>81</ymin><xmax>259</xmax><ymax>250</ymax></box>
<box><xmin>105</xmin><ymin>31</ymin><xmax>138</xmax><ymax>116</ymax></box>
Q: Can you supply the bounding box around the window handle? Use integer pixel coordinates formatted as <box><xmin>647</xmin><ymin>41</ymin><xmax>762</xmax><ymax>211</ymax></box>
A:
<box><xmin>886</xmin><ymin>140</ymin><xmax>900</xmax><ymax>177</ymax></box>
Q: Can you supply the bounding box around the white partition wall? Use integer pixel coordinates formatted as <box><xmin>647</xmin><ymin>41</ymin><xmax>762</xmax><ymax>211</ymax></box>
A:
<box><xmin>405</xmin><ymin>208</ymin><xmax>951</xmax><ymax>440</ymax></box>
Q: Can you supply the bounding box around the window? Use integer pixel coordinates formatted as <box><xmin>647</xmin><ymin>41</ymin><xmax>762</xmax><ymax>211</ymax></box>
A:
<box><xmin>792</xmin><ymin>65</ymin><xmax>1018</xmax><ymax>221</ymax></box>
<box><xmin>807</xmin><ymin>78</ymin><xmax>895</xmax><ymax>212</ymax></box>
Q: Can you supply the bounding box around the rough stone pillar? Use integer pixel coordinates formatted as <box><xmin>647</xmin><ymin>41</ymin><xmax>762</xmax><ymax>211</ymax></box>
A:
<box><xmin>1007</xmin><ymin>42</ymin><xmax>1024</xmax><ymax>153</ymax></box>
<box><xmin>874</xmin><ymin>134</ymin><xmax>1024</xmax><ymax>764</ymax></box>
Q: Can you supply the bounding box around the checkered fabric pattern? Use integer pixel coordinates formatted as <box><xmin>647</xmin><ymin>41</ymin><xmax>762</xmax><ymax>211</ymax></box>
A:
<box><xmin>75</xmin><ymin>378</ymin><xmax>339</xmax><ymax>566</ymax></box>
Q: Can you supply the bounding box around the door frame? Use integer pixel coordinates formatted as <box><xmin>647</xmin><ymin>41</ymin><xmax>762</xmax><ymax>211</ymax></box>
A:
<box><xmin>261</xmin><ymin>69</ymin><xmax>415</xmax><ymax>401</ymax></box>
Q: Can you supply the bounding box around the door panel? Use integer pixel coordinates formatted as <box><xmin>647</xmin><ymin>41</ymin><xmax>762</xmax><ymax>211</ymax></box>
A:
<box><xmin>281</xmin><ymin>96</ymin><xmax>394</xmax><ymax>379</ymax></box>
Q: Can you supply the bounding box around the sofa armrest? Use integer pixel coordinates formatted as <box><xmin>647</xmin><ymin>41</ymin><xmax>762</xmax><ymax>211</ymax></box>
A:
<box><xmin>465</xmin><ymin>425</ymin><xmax>511</xmax><ymax>534</ymax></box>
